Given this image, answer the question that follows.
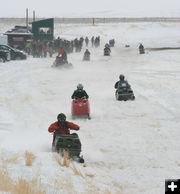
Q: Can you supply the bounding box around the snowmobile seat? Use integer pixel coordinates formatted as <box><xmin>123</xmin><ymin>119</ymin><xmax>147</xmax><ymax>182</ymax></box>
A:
<box><xmin>53</xmin><ymin>133</ymin><xmax>82</xmax><ymax>157</ymax></box>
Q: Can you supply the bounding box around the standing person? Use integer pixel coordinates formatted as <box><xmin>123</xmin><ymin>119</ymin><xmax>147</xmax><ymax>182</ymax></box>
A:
<box><xmin>48</xmin><ymin>113</ymin><xmax>80</xmax><ymax>145</ymax></box>
<box><xmin>42</xmin><ymin>41</ymin><xmax>48</xmax><ymax>58</ymax></box>
<box><xmin>85</xmin><ymin>37</ymin><xmax>89</xmax><ymax>47</ymax></box>
<box><xmin>94</xmin><ymin>37</ymin><xmax>99</xmax><ymax>47</ymax></box>
<box><xmin>48</xmin><ymin>41</ymin><xmax>54</xmax><ymax>57</ymax></box>
<box><xmin>91</xmin><ymin>36</ymin><xmax>94</xmax><ymax>47</ymax></box>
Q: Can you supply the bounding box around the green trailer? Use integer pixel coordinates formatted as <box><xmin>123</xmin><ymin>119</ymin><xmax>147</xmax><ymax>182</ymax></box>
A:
<box><xmin>32</xmin><ymin>18</ymin><xmax>54</xmax><ymax>41</ymax></box>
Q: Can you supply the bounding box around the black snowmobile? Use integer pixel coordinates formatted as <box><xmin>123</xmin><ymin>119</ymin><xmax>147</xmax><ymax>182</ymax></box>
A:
<box><xmin>52</xmin><ymin>56</ymin><xmax>72</xmax><ymax>68</ymax></box>
<box><xmin>52</xmin><ymin>133</ymin><xmax>84</xmax><ymax>163</ymax></box>
<box><xmin>115</xmin><ymin>82</ymin><xmax>135</xmax><ymax>101</ymax></box>
<box><xmin>104</xmin><ymin>47</ymin><xmax>111</xmax><ymax>56</ymax></box>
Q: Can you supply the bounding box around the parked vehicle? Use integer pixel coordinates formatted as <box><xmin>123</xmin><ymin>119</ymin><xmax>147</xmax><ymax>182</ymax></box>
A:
<box><xmin>0</xmin><ymin>50</ymin><xmax>10</xmax><ymax>62</ymax></box>
<box><xmin>0</xmin><ymin>45</ymin><xmax>27</xmax><ymax>60</ymax></box>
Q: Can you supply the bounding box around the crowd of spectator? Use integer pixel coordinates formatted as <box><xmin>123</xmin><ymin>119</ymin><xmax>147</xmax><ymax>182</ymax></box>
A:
<box><xmin>24</xmin><ymin>36</ymin><xmax>101</xmax><ymax>58</ymax></box>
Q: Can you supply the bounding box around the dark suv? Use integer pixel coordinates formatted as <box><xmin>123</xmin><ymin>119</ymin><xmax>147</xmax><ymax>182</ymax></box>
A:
<box><xmin>0</xmin><ymin>45</ymin><xmax>27</xmax><ymax>60</ymax></box>
<box><xmin>0</xmin><ymin>50</ymin><xmax>10</xmax><ymax>62</ymax></box>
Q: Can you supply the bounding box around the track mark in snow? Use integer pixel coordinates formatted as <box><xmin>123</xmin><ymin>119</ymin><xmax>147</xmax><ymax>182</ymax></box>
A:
<box><xmin>0</xmin><ymin>122</ymin><xmax>13</xmax><ymax>132</ymax></box>
<box><xmin>123</xmin><ymin>113</ymin><xmax>147</xmax><ymax>118</ymax></box>
<box><xmin>104</xmin><ymin>55</ymin><xmax>112</xmax><ymax>62</ymax></box>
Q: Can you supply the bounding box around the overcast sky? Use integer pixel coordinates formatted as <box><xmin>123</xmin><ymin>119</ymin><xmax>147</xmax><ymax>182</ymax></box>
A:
<box><xmin>1</xmin><ymin>0</ymin><xmax>180</xmax><ymax>18</ymax></box>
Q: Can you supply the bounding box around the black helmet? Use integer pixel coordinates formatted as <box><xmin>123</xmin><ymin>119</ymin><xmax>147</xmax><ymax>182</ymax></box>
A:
<box><xmin>119</xmin><ymin>74</ymin><xmax>125</xmax><ymax>80</ymax></box>
<box><xmin>57</xmin><ymin>113</ymin><xmax>66</xmax><ymax>121</ymax></box>
<box><xmin>105</xmin><ymin>43</ymin><xmax>109</xmax><ymax>48</ymax></box>
<box><xmin>77</xmin><ymin>83</ymin><xmax>83</xmax><ymax>90</ymax></box>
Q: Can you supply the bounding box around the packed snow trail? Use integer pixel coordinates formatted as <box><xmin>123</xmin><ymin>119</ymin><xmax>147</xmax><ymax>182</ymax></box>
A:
<box><xmin>0</xmin><ymin>22</ymin><xmax>180</xmax><ymax>194</ymax></box>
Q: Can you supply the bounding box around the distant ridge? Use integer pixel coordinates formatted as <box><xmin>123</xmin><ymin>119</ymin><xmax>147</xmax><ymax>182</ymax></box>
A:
<box><xmin>0</xmin><ymin>17</ymin><xmax>180</xmax><ymax>24</ymax></box>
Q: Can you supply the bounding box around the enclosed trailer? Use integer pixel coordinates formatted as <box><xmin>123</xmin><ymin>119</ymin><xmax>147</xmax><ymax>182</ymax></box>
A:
<box><xmin>32</xmin><ymin>18</ymin><xmax>54</xmax><ymax>41</ymax></box>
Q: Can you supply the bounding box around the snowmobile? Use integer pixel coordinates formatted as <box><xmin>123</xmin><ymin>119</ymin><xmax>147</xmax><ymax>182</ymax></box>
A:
<box><xmin>139</xmin><ymin>48</ymin><xmax>145</xmax><ymax>54</ymax></box>
<box><xmin>139</xmin><ymin>44</ymin><xmax>145</xmax><ymax>54</ymax></box>
<box><xmin>52</xmin><ymin>56</ymin><xmax>72</xmax><ymax>68</ymax></box>
<box><xmin>71</xmin><ymin>98</ymin><xmax>91</xmax><ymax>119</ymax></box>
<box><xmin>104</xmin><ymin>47</ymin><xmax>111</xmax><ymax>56</ymax></box>
<box><xmin>83</xmin><ymin>54</ymin><xmax>90</xmax><ymax>61</ymax></box>
<box><xmin>52</xmin><ymin>133</ymin><xmax>84</xmax><ymax>163</ymax></box>
<box><xmin>115</xmin><ymin>82</ymin><xmax>135</xmax><ymax>101</ymax></box>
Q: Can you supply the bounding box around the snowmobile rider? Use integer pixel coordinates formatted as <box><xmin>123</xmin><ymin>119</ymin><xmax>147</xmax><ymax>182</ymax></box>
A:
<box><xmin>71</xmin><ymin>83</ymin><xmax>89</xmax><ymax>100</ymax></box>
<box><xmin>83</xmin><ymin>49</ymin><xmax>91</xmax><ymax>60</ymax></box>
<box><xmin>57</xmin><ymin>47</ymin><xmax>67</xmax><ymax>63</ymax></box>
<box><xmin>104</xmin><ymin>43</ymin><xmax>111</xmax><ymax>52</ymax></box>
<box><xmin>139</xmin><ymin>43</ymin><xmax>145</xmax><ymax>54</ymax></box>
<box><xmin>114</xmin><ymin>74</ymin><xmax>130</xmax><ymax>89</ymax></box>
<box><xmin>139</xmin><ymin>43</ymin><xmax>144</xmax><ymax>50</ymax></box>
<box><xmin>48</xmin><ymin>113</ymin><xmax>80</xmax><ymax>145</ymax></box>
<box><xmin>58</xmin><ymin>47</ymin><xmax>64</xmax><ymax>57</ymax></box>
<box><xmin>84</xmin><ymin>49</ymin><xmax>90</xmax><ymax>57</ymax></box>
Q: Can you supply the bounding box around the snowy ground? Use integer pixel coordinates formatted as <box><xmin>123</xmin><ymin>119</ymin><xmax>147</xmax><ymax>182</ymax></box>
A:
<box><xmin>0</xmin><ymin>21</ymin><xmax>180</xmax><ymax>194</ymax></box>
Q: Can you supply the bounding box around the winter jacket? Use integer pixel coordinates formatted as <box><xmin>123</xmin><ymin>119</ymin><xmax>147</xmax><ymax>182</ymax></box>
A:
<box><xmin>71</xmin><ymin>89</ymin><xmax>89</xmax><ymax>99</ymax></box>
<box><xmin>84</xmin><ymin>50</ymin><xmax>90</xmax><ymax>56</ymax></box>
<box><xmin>139</xmin><ymin>44</ymin><xmax>144</xmax><ymax>50</ymax></box>
<box><xmin>104</xmin><ymin>47</ymin><xmax>111</xmax><ymax>52</ymax></box>
<box><xmin>48</xmin><ymin>121</ymin><xmax>79</xmax><ymax>135</ymax></box>
<box><xmin>114</xmin><ymin>80</ymin><xmax>130</xmax><ymax>89</ymax></box>
<box><xmin>58</xmin><ymin>48</ymin><xmax>64</xmax><ymax>56</ymax></box>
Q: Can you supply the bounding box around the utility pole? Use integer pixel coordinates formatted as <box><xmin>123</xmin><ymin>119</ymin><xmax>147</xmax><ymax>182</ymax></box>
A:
<box><xmin>33</xmin><ymin>10</ymin><xmax>35</xmax><ymax>22</ymax></box>
<box><xmin>92</xmin><ymin>18</ymin><xmax>95</xmax><ymax>25</ymax></box>
<box><xmin>26</xmin><ymin>8</ymin><xmax>28</xmax><ymax>32</ymax></box>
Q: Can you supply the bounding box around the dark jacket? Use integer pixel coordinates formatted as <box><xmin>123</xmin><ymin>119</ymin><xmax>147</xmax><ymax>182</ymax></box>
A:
<box><xmin>114</xmin><ymin>80</ymin><xmax>130</xmax><ymax>89</ymax></box>
<box><xmin>104</xmin><ymin>47</ymin><xmax>111</xmax><ymax>52</ymax></box>
<box><xmin>139</xmin><ymin>44</ymin><xmax>144</xmax><ymax>50</ymax></box>
<box><xmin>84</xmin><ymin>50</ymin><xmax>90</xmax><ymax>56</ymax></box>
<box><xmin>71</xmin><ymin>89</ymin><xmax>89</xmax><ymax>99</ymax></box>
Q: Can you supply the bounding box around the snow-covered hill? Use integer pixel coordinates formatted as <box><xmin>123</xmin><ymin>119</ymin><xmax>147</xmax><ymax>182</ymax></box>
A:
<box><xmin>0</xmin><ymin>22</ymin><xmax>180</xmax><ymax>194</ymax></box>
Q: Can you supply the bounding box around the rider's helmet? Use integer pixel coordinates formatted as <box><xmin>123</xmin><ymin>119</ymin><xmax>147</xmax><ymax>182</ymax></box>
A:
<box><xmin>77</xmin><ymin>83</ymin><xmax>83</xmax><ymax>90</ymax></box>
<box><xmin>119</xmin><ymin>74</ymin><xmax>125</xmax><ymax>81</ymax></box>
<box><xmin>57</xmin><ymin>113</ymin><xmax>66</xmax><ymax>122</ymax></box>
<box><xmin>105</xmin><ymin>43</ymin><xmax>109</xmax><ymax>48</ymax></box>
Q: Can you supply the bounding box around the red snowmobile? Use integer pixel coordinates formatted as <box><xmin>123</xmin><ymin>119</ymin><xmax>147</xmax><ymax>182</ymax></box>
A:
<box><xmin>139</xmin><ymin>44</ymin><xmax>145</xmax><ymax>54</ymax></box>
<box><xmin>71</xmin><ymin>98</ymin><xmax>91</xmax><ymax>119</ymax></box>
<box><xmin>83</xmin><ymin>54</ymin><xmax>90</xmax><ymax>61</ymax></box>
